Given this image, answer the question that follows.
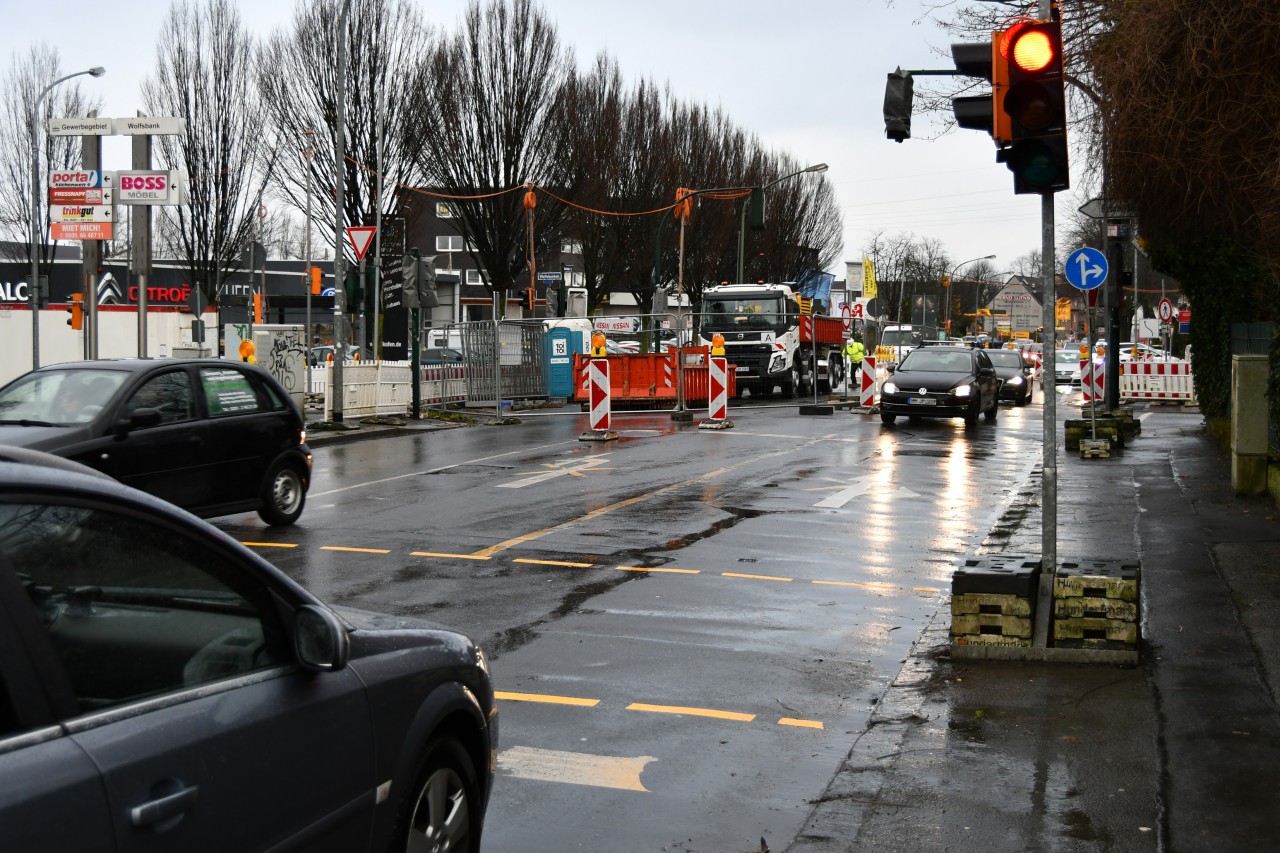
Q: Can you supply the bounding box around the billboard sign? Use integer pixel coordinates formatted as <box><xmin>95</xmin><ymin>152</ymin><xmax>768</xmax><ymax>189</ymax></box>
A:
<box><xmin>116</xmin><ymin>170</ymin><xmax>175</xmax><ymax>205</ymax></box>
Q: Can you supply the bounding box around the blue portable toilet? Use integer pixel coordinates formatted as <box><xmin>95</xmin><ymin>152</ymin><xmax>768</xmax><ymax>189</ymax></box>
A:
<box><xmin>544</xmin><ymin>325</ymin><xmax>585</xmax><ymax>399</ymax></box>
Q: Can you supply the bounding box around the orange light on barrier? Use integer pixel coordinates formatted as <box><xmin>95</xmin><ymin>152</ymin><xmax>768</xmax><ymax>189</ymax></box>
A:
<box><xmin>239</xmin><ymin>340</ymin><xmax>255</xmax><ymax>363</ymax></box>
<box><xmin>711</xmin><ymin>334</ymin><xmax>725</xmax><ymax>356</ymax></box>
<box><xmin>590</xmin><ymin>332</ymin><xmax>607</xmax><ymax>358</ymax></box>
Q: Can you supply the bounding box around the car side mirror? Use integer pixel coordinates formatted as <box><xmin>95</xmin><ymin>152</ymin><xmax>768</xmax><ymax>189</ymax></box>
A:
<box><xmin>294</xmin><ymin>605</ymin><xmax>350</xmax><ymax>672</ymax></box>
<box><xmin>885</xmin><ymin>364</ymin><xmax>896</xmax><ymax>374</ymax></box>
<box><xmin>979</xmin><ymin>366</ymin><xmax>995</xmax><ymax>376</ymax></box>
<box><xmin>116</xmin><ymin>407</ymin><xmax>163</xmax><ymax>437</ymax></box>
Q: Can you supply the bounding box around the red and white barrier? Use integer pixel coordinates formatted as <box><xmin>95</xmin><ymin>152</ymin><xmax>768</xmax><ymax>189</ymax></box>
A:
<box><xmin>1081</xmin><ymin>359</ymin><xmax>1104</xmax><ymax>404</ymax></box>
<box><xmin>859</xmin><ymin>356</ymin><xmax>877</xmax><ymax>408</ymax></box>
<box><xmin>588</xmin><ymin>358</ymin><xmax>611</xmax><ymax>431</ymax></box>
<box><xmin>1120</xmin><ymin>361</ymin><xmax>1196</xmax><ymax>403</ymax></box>
<box><xmin>706</xmin><ymin>356</ymin><xmax>728</xmax><ymax>422</ymax></box>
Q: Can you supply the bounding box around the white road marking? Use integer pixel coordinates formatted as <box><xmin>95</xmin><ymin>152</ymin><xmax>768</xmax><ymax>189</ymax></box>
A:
<box><xmin>498</xmin><ymin>456</ymin><xmax>610</xmax><ymax>488</ymax></box>
<box><xmin>813</xmin><ymin>479</ymin><xmax>919</xmax><ymax>509</ymax></box>
<box><xmin>498</xmin><ymin>746</ymin><xmax>655</xmax><ymax>792</ymax></box>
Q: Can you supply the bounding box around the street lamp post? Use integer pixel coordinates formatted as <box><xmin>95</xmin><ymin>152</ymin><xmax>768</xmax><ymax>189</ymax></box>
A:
<box><xmin>736</xmin><ymin>163</ymin><xmax>828</xmax><ymax>284</ymax></box>
<box><xmin>945</xmin><ymin>254</ymin><xmax>996</xmax><ymax>337</ymax></box>
<box><xmin>29</xmin><ymin>65</ymin><xmax>105</xmax><ymax>369</ymax></box>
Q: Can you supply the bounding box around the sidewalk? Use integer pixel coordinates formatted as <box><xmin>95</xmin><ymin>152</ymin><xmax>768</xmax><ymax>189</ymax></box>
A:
<box><xmin>791</xmin><ymin>404</ymin><xmax>1280</xmax><ymax>852</ymax></box>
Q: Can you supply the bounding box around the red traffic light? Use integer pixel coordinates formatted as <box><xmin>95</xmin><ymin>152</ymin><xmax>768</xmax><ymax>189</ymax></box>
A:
<box><xmin>1010</xmin><ymin>29</ymin><xmax>1055</xmax><ymax>73</ymax></box>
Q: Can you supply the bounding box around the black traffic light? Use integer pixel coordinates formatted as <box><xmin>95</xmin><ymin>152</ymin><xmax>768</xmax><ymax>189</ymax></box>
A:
<box><xmin>882</xmin><ymin>68</ymin><xmax>914</xmax><ymax>142</ymax></box>
<box><xmin>524</xmin><ymin>287</ymin><xmax>536</xmax><ymax>311</ymax></box>
<box><xmin>401</xmin><ymin>253</ymin><xmax>420</xmax><ymax>309</ymax></box>
<box><xmin>418</xmin><ymin>255</ymin><xmax>439</xmax><ymax>309</ymax></box>
<box><xmin>950</xmin><ymin>33</ymin><xmax>1011</xmax><ymax>143</ymax></box>
<box><xmin>747</xmin><ymin>186</ymin><xmax>765</xmax><ymax>230</ymax></box>
<box><xmin>66</xmin><ymin>293</ymin><xmax>84</xmax><ymax>330</ymax></box>
<box><xmin>343</xmin><ymin>268</ymin><xmax>362</xmax><ymax>304</ymax></box>
<box><xmin>556</xmin><ymin>281</ymin><xmax>567</xmax><ymax>317</ymax></box>
<box><xmin>995</xmin><ymin>19</ymin><xmax>1068</xmax><ymax>194</ymax></box>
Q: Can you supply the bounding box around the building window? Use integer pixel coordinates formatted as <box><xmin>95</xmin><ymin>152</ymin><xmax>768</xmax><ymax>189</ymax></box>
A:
<box><xmin>465</xmin><ymin>269</ymin><xmax>488</xmax><ymax>286</ymax></box>
<box><xmin>436</xmin><ymin>235</ymin><xmax>465</xmax><ymax>253</ymax></box>
<box><xmin>562</xmin><ymin>242</ymin><xmax>582</xmax><ymax>256</ymax></box>
<box><xmin>435</xmin><ymin>202</ymin><xmax>455</xmax><ymax>218</ymax></box>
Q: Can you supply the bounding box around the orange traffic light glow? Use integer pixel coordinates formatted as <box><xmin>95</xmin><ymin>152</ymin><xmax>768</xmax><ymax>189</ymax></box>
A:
<box><xmin>1011</xmin><ymin>30</ymin><xmax>1054</xmax><ymax>72</ymax></box>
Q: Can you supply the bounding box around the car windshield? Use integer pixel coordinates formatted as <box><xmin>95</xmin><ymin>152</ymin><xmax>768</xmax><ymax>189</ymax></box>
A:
<box><xmin>880</xmin><ymin>330</ymin><xmax>921</xmax><ymax>348</ymax></box>
<box><xmin>1056</xmin><ymin>350</ymin><xmax>1080</xmax><ymax>364</ymax></box>
<box><xmin>0</xmin><ymin>369</ymin><xmax>130</xmax><ymax>425</ymax></box>
<box><xmin>987</xmin><ymin>351</ymin><xmax>1024</xmax><ymax>368</ymax></box>
<box><xmin>899</xmin><ymin>349</ymin><xmax>972</xmax><ymax>373</ymax></box>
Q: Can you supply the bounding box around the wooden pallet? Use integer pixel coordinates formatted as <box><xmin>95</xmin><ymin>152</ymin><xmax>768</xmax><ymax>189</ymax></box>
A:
<box><xmin>952</xmin><ymin>612</ymin><xmax>1034</xmax><ymax>639</ymax></box>
<box><xmin>952</xmin><ymin>592</ymin><xmax>1034</xmax><ymax>617</ymax></box>
<box><xmin>1052</xmin><ymin>616</ymin><xmax>1139</xmax><ymax>644</ymax></box>
<box><xmin>951</xmin><ymin>632</ymin><xmax>1033</xmax><ymax>648</ymax></box>
<box><xmin>1078</xmin><ymin>438</ymin><xmax>1111</xmax><ymax>458</ymax></box>
<box><xmin>1053</xmin><ymin>597</ymin><xmax>1139</xmax><ymax>621</ymax></box>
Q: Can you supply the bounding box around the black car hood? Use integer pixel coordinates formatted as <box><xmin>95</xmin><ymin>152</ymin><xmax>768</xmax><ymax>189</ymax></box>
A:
<box><xmin>992</xmin><ymin>365</ymin><xmax>1024</xmax><ymax>380</ymax></box>
<box><xmin>0</xmin><ymin>423</ymin><xmax>89</xmax><ymax>452</ymax></box>
<box><xmin>890</xmin><ymin>369</ymin><xmax>971</xmax><ymax>391</ymax></box>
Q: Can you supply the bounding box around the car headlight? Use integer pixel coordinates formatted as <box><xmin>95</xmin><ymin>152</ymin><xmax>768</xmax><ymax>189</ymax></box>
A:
<box><xmin>1007</xmin><ymin>376</ymin><xmax>1023</xmax><ymax>385</ymax></box>
<box><xmin>883</xmin><ymin>381</ymin><xmax>898</xmax><ymax>394</ymax></box>
<box><xmin>951</xmin><ymin>384</ymin><xmax>971</xmax><ymax>397</ymax></box>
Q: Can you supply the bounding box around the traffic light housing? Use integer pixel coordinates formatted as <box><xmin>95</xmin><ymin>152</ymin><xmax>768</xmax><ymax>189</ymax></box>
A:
<box><xmin>950</xmin><ymin>32</ymin><xmax>1012</xmax><ymax>144</ymax></box>
<box><xmin>883</xmin><ymin>68</ymin><xmax>914</xmax><ymax>142</ymax></box>
<box><xmin>556</xmin><ymin>281</ymin><xmax>568</xmax><ymax>317</ymax></box>
<box><xmin>66</xmin><ymin>293</ymin><xmax>84</xmax><ymax>330</ymax></box>
<box><xmin>309</xmin><ymin>266</ymin><xmax>323</xmax><ymax>295</ymax></box>
<box><xmin>524</xmin><ymin>287</ymin><xmax>536</xmax><ymax>311</ymax></box>
<box><xmin>995</xmin><ymin>19</ymin><xmax>1068</xmax><ymax>194</ymax></box>
<box><xmin>344</xmin><ymin>268</ymin><xmax>363</xmax><ymax>305</ymax></box>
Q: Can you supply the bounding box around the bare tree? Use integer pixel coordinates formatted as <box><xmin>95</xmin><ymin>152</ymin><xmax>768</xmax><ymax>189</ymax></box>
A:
<box><xmin>863</xmin><ymin>231</ymin><xmax>949</xmax><ymax>325</ymax></box>
<box><xmin>257</xmin><ymin>0</ymin><xmax>432</xmax><ymax>275</ymax></box>
<box><xmin>141</xmin><ymin>0</ymin><xmax>268</xmax><ymax>305</ymax></box>
<box><xmin>402</xmin><ymin>0</ymin><xmax>574</xmax><ymax>311</ymax></box>
<box><xmin>0</xmin><ymin>45</ymin><xmax>103</xmax><ymax>273</ymax></box>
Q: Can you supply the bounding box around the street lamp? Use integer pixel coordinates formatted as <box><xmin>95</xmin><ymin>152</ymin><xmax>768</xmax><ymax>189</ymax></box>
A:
<box><xmin>29</xmin><ymin>65</ymin><xmax>105</xmax><ymax>369</ymax></box>
<box><xmin>945</xmin><ymin>254</ymin><xmax>995</xmax><ymax>337</ymax></box>
<box><xmin>736</xmin><ymin>162</ymin><xmax>828</xmax><ymax>283</ymax></box>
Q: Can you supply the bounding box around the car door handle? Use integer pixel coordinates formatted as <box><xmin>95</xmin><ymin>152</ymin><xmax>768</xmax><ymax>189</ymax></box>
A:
<box><xmin>130</xmin><ymin>784</ymin><xmax>199</xmax><ymax>827</ymax></box>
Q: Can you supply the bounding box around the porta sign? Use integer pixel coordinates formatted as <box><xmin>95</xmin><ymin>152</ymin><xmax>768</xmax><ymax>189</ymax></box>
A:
<box><xmin>116</xmin><ymin>170</ymin><xmax>175</xmax><ymax>205</ymax></box>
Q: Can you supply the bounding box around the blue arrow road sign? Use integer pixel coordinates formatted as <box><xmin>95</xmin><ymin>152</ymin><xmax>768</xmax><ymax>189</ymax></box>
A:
<box><xmin>1065</xmin><ymin>247</ymin><xmax>1108</xmax><ymax>291</ymax></box>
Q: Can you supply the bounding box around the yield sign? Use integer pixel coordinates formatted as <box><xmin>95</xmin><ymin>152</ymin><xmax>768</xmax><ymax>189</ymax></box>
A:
<box><xmin>345</xmin><ymin>226</ymin><xmax>377</xmax><ymax>261</ymax></box>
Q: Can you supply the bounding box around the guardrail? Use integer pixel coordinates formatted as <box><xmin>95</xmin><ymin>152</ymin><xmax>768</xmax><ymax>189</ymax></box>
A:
<box><xmin>1118</xmin><ymin>361</ymin><xmax>1196</xmax><ymax>404</ymax></box>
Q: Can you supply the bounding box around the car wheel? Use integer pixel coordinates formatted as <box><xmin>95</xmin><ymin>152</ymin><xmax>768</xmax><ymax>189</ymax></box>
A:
<box><xmin>1015</xmin><ymin>388</ymin><xmax>1028</xmax><ymax>407</ymax></box>
<box><xmin>985</xmin><ymin>395</ymin><xmax>999</xmax><ymax>422</ymax></box>
<box><xmin>393</xmin><ymin>736</ymin><xmax>481</xmax><ymax>853</ymax></box>
<box><xmin>881</xmin><ymin>412</ymin><xmax>896</xmax><ymax>425</ymax></box>
<box><xmin>257</xmin><ymin>461</ymin><xmax>306</xmax><ymax>526</ymax></box>
<box><xmin>964</xmin><ymin>398</ymin><xmax>979</xmax><ymax>427</ymax></box>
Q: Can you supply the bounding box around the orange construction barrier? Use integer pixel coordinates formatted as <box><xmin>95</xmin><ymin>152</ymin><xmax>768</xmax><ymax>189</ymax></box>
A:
<box><xmin>573</xmin><ymin>346</ymin><xmax>735</xmax><ymax>408</ymax></box>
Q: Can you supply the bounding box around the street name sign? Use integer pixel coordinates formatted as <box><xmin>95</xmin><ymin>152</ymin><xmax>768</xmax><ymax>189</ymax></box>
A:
<box><xmin>49</xmin><ymin>117</ymin><xmax>114</xmax><ymax>136</ymax></box>
<box><xmin>1065</xmin><ymin>247</ymin><xmax>1108</xmax><ymax>291</ymax></box>
<box><xmin>117</xmin><ymin>116</ymin><xmax>186</xmax><ymax>136</ymax></box>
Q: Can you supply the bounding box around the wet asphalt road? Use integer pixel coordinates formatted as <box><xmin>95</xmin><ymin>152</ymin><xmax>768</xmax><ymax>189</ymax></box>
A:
<box><xmin>215</xmin><ymin>390</ymin><xmax>1050</xmax><ymax>852</ymax></box>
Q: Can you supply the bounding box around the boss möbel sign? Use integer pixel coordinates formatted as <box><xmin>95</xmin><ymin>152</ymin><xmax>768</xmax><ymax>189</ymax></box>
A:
<box><xmin>116</xmin><ymin>170</ymin><xmax>175</xmax><ymax>205</ymax></box>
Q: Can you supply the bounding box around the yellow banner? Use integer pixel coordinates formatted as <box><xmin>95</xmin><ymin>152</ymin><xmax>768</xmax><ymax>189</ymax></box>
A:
<box><xmin>1055</xmin><ymin>297</ymin><xmax>1072</xmax><ymax>322</ymax></box>
<box><xmin>862</xmin><ymin>258</ymin><xmax>877</xmax><ymax>300</ymax></box>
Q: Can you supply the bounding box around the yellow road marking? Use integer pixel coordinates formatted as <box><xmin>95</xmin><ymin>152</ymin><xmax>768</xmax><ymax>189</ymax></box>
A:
<box><xmin>722</xmin><ymin>571</ymin><xmax>793</xmax><ymax>582</ymax></box>
<box><xmin>241</xmin><ymin>541</ymin><xmax>297</xmax><ymax>548</ymax></box>
<box><xmin>470</xmin><ymin>439</ymin><xmax>829</xmax><ymax>558</ymax></box>
<box><xmin>779</xmin><ymin>717</ymin><xmax>825</xmax><ymax>729</ymax></box>
<box><xmin>514</xmin><ymin>558</ymin><xmax>595</xmax><ymax>568</ymax></box>
<box><xmin>617</xmin><ymin>565</ymin><xmax>700</xmax><ymax>574</ymax></box>
<box><xmin>411</xmin><ymin>551</ymin><xmax>492</xmax><ymax>560</ymax></box>
<box><xmin>320</xmin><ymin>545</ymin><xmax>392</xmax><ymax>554</ymax></box>
<box><xmin>495</xmin><ymin>691</ymin><xmax>601</xmax><ymax>707</ymax></box>
<box><xmin>499</xmin><ymin>746</ymin><xmax>654</xmax><ymax>792</ymax></box>
<box><xmin>626</xmin><ymin>703</ymin><xmax>756</xmax><ymax>722</ymax></box>
<box><xmin>812</xmin><ymin>579</ymin><xmax>898</xmax><ymax>591</ymax></box>
<box><xmin>913</xmin><ymin>586</ymin><xmax>942</xmax><ymax>593</ymax></box>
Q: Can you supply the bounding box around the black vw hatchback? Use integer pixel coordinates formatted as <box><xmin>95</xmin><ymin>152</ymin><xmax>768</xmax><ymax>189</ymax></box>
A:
<box><xmin>880</xmin><ymin>345</ymin><xmax>1001</xmax><ymax>426</ymax></box>
<box><xmin>0</xmin><ymin>359</ymin><xmax>311</xmax><ymax>525</ymax></box>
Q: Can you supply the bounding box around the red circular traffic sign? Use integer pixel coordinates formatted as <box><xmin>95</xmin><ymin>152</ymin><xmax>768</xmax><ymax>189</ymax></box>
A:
<box><xmin>1158</xmin><ymin>298</ymin><xmax>1174</xmax><ymax>322</ymax></box>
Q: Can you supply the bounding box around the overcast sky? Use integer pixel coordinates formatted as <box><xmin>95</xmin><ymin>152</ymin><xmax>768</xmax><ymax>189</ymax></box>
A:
<box><xmin>9</xmin><ymin>0</ymin><xmax>1091</xmax><ymax>278</ymax></box>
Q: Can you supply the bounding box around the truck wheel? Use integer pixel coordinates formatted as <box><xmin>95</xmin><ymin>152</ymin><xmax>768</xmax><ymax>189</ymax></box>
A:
<box><xmin>829</xmin><ymin>357</ymin><xmax>844</xmax><ymax>390</ymax></box>
<box><xmin>782</xmin><ymin>360</ymin><xmax>801</xmax><ymax>398</ymax></box>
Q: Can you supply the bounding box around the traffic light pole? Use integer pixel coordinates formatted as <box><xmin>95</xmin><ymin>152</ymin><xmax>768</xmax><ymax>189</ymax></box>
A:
<box><xmin>1040</xmin><ymin>192</ymin><xmax>1057</xmax><ymax>584</ymax></box>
